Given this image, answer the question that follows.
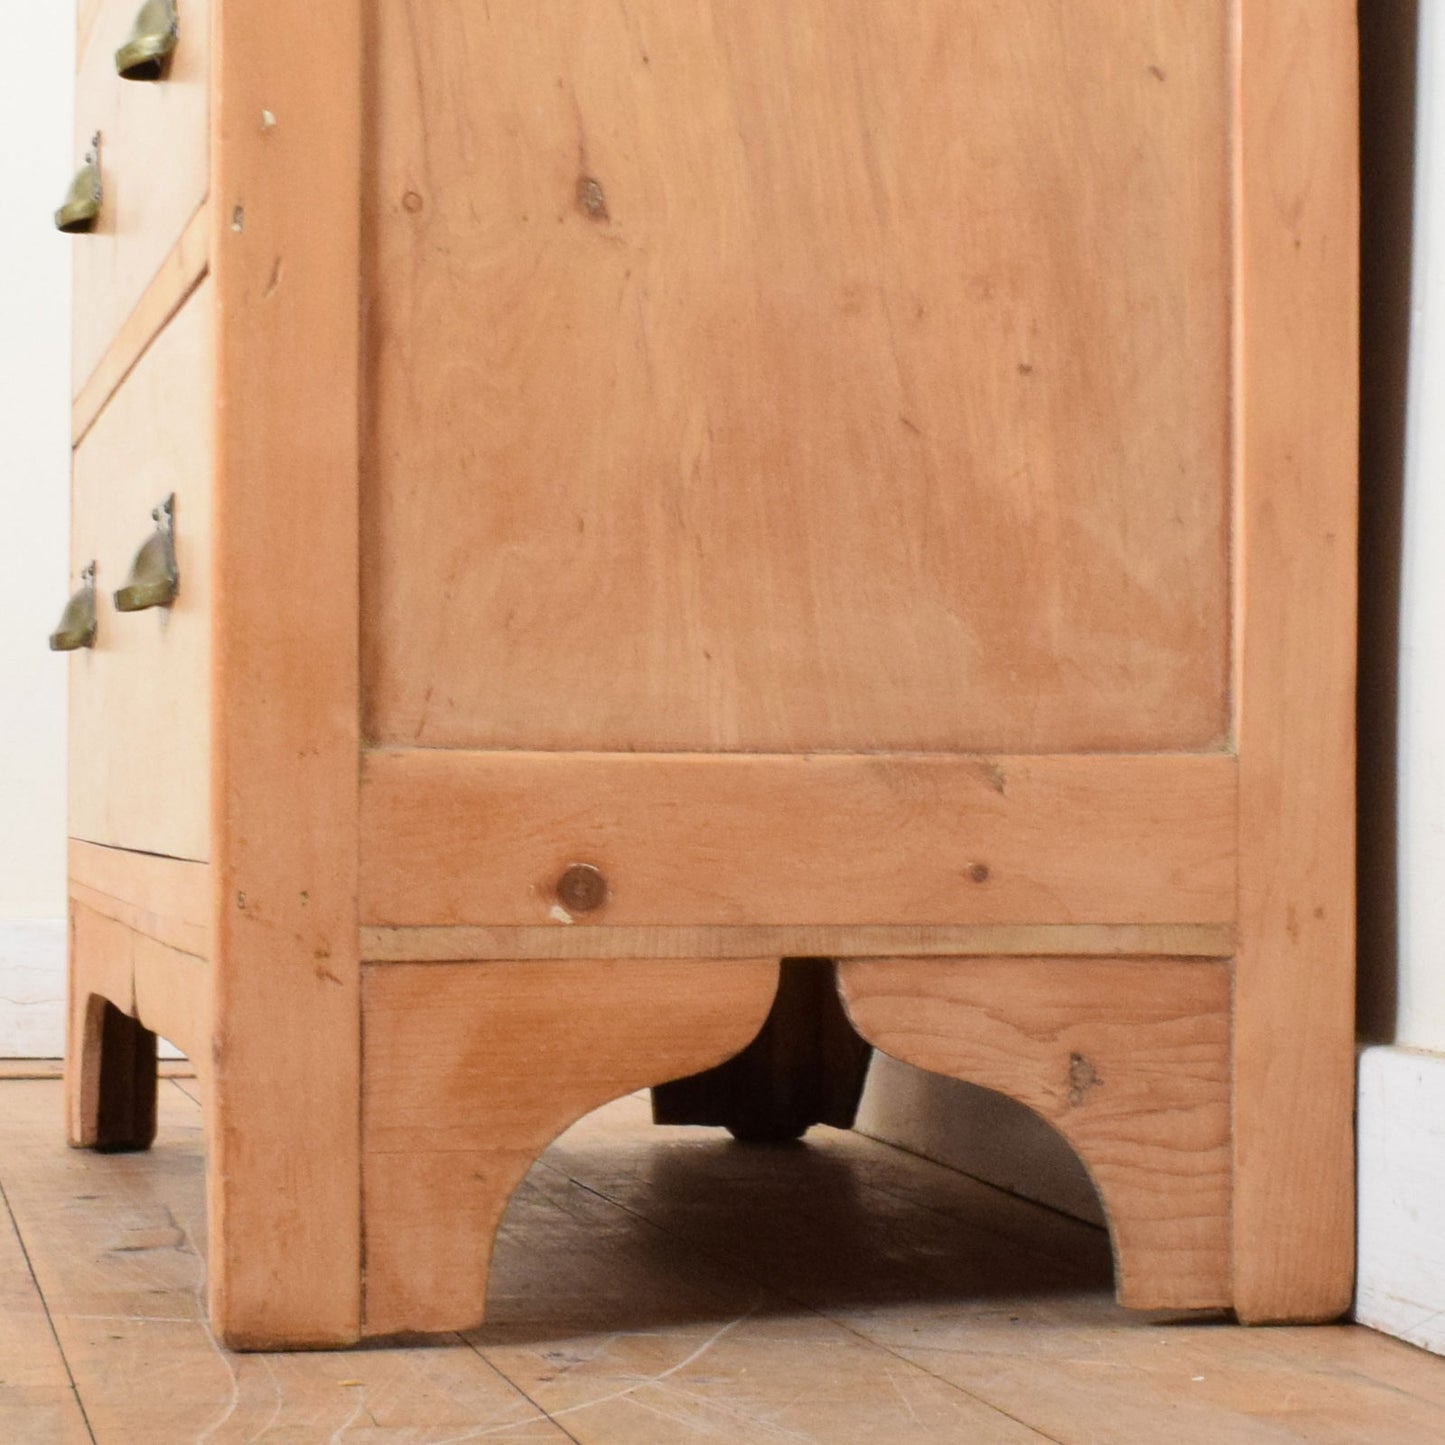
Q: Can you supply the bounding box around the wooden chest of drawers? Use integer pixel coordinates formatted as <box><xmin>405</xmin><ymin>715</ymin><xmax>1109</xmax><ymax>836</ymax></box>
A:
<box><xmin>55</xmin><ymin>0</ymin><xmax>1359</xmax><ymax>1349</ymax></box>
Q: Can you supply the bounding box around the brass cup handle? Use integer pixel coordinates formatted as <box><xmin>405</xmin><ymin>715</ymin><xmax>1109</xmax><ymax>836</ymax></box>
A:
<box><xmin>114</xmin><ymin>494</ymin><xmax>180</xmax><ymax>612</ymax></box>
<box><xmin>50</xmin><ymin>562</ymin><xmax>99</xmax><ymax>652</ymax></box>
<box><xmin>116</xmin><ymin>0</ymin><xmax>179</xmax><ymax>81</ymax></box>
<box><xmin>55</xmin><ymin>133</ymin><xmax>102</xmax><ymax>234</ymax></box>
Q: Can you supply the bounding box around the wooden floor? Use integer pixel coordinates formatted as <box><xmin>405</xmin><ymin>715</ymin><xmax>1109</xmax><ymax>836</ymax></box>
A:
<box><xmin>1</xmin><ymin>1075</ymin><xmax>1443</xmax><ymax>1443</ymax></box>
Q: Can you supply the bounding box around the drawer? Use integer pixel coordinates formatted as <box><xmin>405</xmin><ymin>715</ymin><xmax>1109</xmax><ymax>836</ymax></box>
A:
<box><xmin>70</xmin><ymin>0</ymin><xmax>210</xmax><ymax>393</ymax></box>
<box><xmin>68</xmin><ymin>280</ymin><xmax>212</xmax><ymax>861</ymax></box>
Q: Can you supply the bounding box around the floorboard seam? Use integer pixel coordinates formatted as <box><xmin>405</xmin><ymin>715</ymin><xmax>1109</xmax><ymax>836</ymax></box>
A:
<box><xmin>539</xmin><ymin>1160</ymin><xmax>1063</xmax><ymax>1442</ymax></box>
<box><xmin>457</xmin><ymin>1332</ymin><xmax>587</xmax><ymax>1445</ymax></box>
<box><xmin>0</xmin><ymin>1173</ymin><xmax>99</xmax><ymax>1444</ymax></box>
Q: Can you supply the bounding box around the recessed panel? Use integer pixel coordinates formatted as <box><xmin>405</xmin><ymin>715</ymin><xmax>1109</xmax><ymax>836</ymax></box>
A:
<box><xmin>362</xmin><ymin>1</ymin><xmax>1231</xmax><ymax>753</ymax></box>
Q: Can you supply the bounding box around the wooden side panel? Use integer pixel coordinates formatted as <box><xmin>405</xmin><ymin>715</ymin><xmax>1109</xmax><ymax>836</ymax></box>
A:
<box><xmin>1231</xmin><ymin>0</ymin><xmax>1359</xmax><ymax>1323</ymax></box>
<box><xmin>362</xmin><ymin>0</ymin><xmax>1232</xmax><ymax>756</ymax></box>
<box><xmin>361</xmin><ymin>958</ymin><xmax>780</xmax><ymax>1336</ymax></box>
<box><xmin>360</xmin><ymin>750</ymin><xmax>1238</xmax><ymax>929</ymax></box>
<box><xmin>837</xmin><ymin>957</ymin><xmax>1233</xmax><ymax>1310</ymax></box>
<box><xmin>209</xmin><ymin>0</ymin><xmax>363</xmax><ymax>1348</ymax></box>
<box><xmin>72</xmin><ymin>0</ymin><xmax>210</xmax><ymax>391</ymax></box>
<box><xmin>68</xmin><ymin>284</ymin><xmax>213</xmax><ymax>862</ymax></box>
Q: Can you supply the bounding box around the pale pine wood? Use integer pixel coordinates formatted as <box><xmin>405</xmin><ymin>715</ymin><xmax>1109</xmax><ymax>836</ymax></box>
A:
<box><xmin>72</xmin><ymin>0</ymin><xmax>210</xmax><ymax>393</ymax></box>
<box><xmin>55</xmin><ymin>0</ymin><xmax>1363</xmax><ymax>1347</ymax></box>
<box><xmin>68</xmin><ymin>839</ymin><xmax>209</xmax><ymax>958</ymax></box>
<box><xmin>207</xmin><ymin>0</ymin><xmax>363</xmax><ymax>1350</ymax></box>
<box><xmin>360</xmin><ymin>958</ymin><xmax>780</xmax><ymax>1336</ymax></box>
<box><xmin>131</xmin><ymin>934</ymin><xmax>208</xmax><ymax>1068</ymax></box>
<box><xmin>362</xmin><ymin>921</ymin><xmax>1237</xmax><ymax>964</ymax></box>
<box><xmin>11</xmin><ymin>1081</ymin><xmax>1445</xmax><ymax>1443</ymax></box>
<box><xmin>836</xmin><ymin>957</ymin><xmax>1233</xmax><ymax>1310</ymax></box>
<box><xmin>360</xmin><ymin>750</ymin><xmax>1238</xmax><ymax>928</ymax></box>
<box><xmin>1231</xmin><ymin>0</ymin><xmax>1360</xmax><ymax>1325</ymax></box>
<box><xmin>71</xmin><ymin>201</ymin><xmax>209</xmax><ymax>447</ymax></box>
<box><xmin>77</xmin><ymin>0</ymin><xmax>104</xmax><ymax>58</ymax></box>
<box><xmin>0</xmin><ymin>1189</ymin><xmax>90</xmax><ymax>1445</ymax></box>
<box><xmin>0</xmin><ymin>1083</ymin><xmax>569</xmax><ymax>1443</ymax></box>
<box><xmin>68</xmin><ymin>282</ymin><xmax>212</xmax><ymax>863</ymax></box>
<box><xmin>361</xmin><ymin>0</ymin><xmax>1232</xmax><ymax>757</ymax></box>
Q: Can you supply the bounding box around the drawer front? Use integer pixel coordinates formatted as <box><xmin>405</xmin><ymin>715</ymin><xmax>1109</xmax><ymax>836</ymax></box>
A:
<box><xmin>69</xmin><ymin>280</ymin><xmax>212</xmax><ymax>861</ymax></box>
<box><xmin>71</xmin><ymin>0</ymin><xmax>210</xmax><ymax>392</ymax></box>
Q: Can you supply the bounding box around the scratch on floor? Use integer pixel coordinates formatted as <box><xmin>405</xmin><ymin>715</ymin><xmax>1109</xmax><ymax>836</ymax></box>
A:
<box><xmin>182</xmin><ymin>1215</ymin><xmax>242</xmax><ymax>1444</ymax></box>
<box><xmin>455</xmin><ymin>1302</ymin><xmax>762</xmax><ymax>1442</ymax></box>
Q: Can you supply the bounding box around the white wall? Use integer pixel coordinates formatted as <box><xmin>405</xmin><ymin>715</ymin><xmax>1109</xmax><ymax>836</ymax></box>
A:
<box><xmin>1355</xmin><ymin>0</ymin><xmax>1445</xmax><ymax>1357</ymax></box>
<box><xmin>0</xmin><ymin>7</ymin><xmax>74</xmax><ymax>1054</ymax></box>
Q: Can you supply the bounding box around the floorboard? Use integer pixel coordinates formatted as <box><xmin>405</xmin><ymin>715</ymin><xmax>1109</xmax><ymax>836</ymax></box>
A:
<box><xmin>0</xmin><ymin>1077</ymin><xmax>1442</xmax><ymax>1442</ymax></box>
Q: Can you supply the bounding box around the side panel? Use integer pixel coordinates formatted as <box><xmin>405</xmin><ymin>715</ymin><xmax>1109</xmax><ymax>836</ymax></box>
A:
<box><xmin>208</xmin><ymin>0</ymin><xmax>363</xmax><ymax>1347</ymax></box>
<box><xmin>1232</xmin><ymin>0</ymin><xmax>1359</xmax><ymax>1322</ymax></box>
<box><xmin>360</xmin><ymin>0</ymin><xmax>1233</xmax><ymax>756</ymax></box>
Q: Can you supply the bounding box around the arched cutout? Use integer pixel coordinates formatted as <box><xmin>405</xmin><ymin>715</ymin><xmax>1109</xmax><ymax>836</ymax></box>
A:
<box><xmin>837</xmin><ymin>955</ymin><xmax>1234</xmax><ymax>1313</ymax></box>
<box><xmin>360</xmin><ymin>957</ymin><xmax>781</xmax><ymax>1336</ymax></box>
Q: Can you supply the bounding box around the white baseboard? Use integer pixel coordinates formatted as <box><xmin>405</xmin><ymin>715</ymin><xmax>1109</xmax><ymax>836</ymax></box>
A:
<box><xmin>1357</xmin><ymin>1044</ymin><xmax>1445</xmax><ymax>1356</ymax></box>
<box><xmin>0</xmin><ymin>918</ymin><xmax>66</xmax><ymax>1057</ymax></box>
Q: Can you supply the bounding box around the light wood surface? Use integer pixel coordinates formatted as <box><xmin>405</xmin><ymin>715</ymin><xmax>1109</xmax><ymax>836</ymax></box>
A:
<box><xmin>72</xmin><ymin>202</ymin><xmax>209</xmax><ymax>448</ymax></box>
<box><xmin>77</xmin><ymin>0</ymin><xmax>104</xmax><ymax>58</ymax></box>
<box><xmin>6</xmin><ymin>1079</ymin><xmax>1445</xmax><ymax>1444</ymax></box>
<box><xmin>72</xmin><ymin>0</ymin><xmax>210</xmax><ymax>393</ymax></box>
<box><xmin>0</xmin><ymin>1182</ymin><xmax>90</xmax><ymax>1444</ymax></box>
<box><xmin>207</xmin><ymin>0</ymin><xmax>363</xmax><ymax>1348</ymax></box>
<box><xmin>360</xmin><ymin>749</ymin><xmax>1238</xmax><ymax>928</ymax></box>
<box><xmin>837</xmin><ymin>957</ymin><xmax>1233</xmax><ymax>1310</ymax></box>
<box><xmin>361</xmin><ymin>958</ymin><xmax>780</xmax><ymax>1335</ymax></box>
<box><xmin>68</xmin><ymin>284</ymin><xmax>212</xmax><ymax>863</ymax></box>
<box><xmin>1231</xmin><ymin>0</ymin><xmax>1360</xmax><ymax>1324</ymax></box>
<box><xmin>361</xmin><ymin>0</ymin><xmax>1231</xmax><ymax>756</ymax></box>
<box><xmin>362</xmin><ymin>920</ymin><xmax>1236</xmax><ymax>963</ymax></box>
<box><xmin>131</xmin><ymin>935</ymin><xmax>208</xmax><ymax>1069</ymax></box>
<box><xmin>68</xmin><ymin>840</ymin><xmax>209</xmax><ymax>959</ymax></box>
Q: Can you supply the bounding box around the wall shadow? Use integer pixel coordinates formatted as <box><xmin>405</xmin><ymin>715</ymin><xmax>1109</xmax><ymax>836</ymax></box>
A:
<box><xmin>1356</xmin><ymin>0</ymin><xmax>1419</xmax><ymax>1040</ymax></box>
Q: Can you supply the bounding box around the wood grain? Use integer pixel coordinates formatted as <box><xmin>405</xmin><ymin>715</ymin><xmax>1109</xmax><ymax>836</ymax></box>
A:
<box><xmin>68</xmin><ymin>839</ymin><xmax>210</xmax><ymax>959</ymax></box>
<box><xmin>1231</xmin><ymin>0</ymin><xmax>1359</xmax><ymax>1324</ymax></box>
<box><xmin>837</xmin><ymin>956</ymin><xmax>1233</xmax><ymax>1310</ymax></box>
<box><xmin>361</xmin><ymin>958</ymin><xmax>779</xmax><ymax>1336</ymax></box>
<box><xmin>208</xmin><ymin>0</ymin><xmax>363</xmax><ymax>1348</ymax></box>
<box><xmin>362</xmin><ymin>921</ymin><xmax>1236</xmax><ymax>963</ymax></box>
<box><xmin>132</xmin><ymin>934</ymin><xmax>209</xmax><ymax>1069</ymax></box>
<box><xmin>72</xmin><ymin>0</ymin><xmax>210</xmax><ymax>393</ymax></box>
<box><xmin>8</xmin><ymin>1078</ymin><xmax>1445</xmax><ymax>1444</ymax></box>
<box><xmin>361</xmin><ymin>0</ymin><xmax>1231</xmax><ymax>756</ymax></box>
<box><xmin>361</xmin><ymin>749</ymin><xmax>1238</xmax><ymax>929</ymax></box>
<box><xmin>68</xmin><ymin>283</ymin><xmax>212</xmax><ymax>863</ymax></box>
<box><xmin>0</xmin><ymin>1081</ymin><xmax>567</xmax><ymax>1442</ymax></box>
<box><xmin>72</xmin><ymin>201</ymin><xmax>209</xmax><ymax>448</ymax></box>
<box><xmin>0</xmin><ymin>1186</ymin><xmax>90</xmax><ymax>1444</ymax></box>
